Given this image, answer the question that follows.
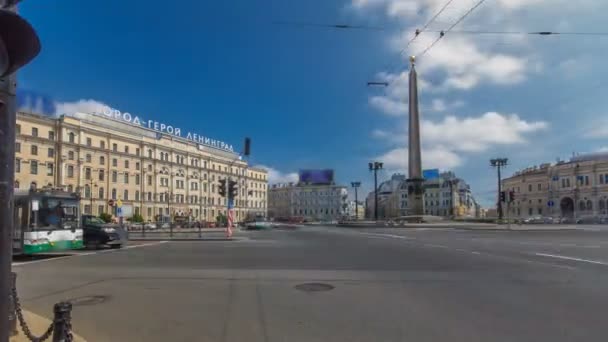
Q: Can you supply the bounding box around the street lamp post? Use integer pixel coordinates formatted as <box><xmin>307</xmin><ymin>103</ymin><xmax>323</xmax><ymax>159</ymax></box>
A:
<box><xmin>490</xmin><ymin>158</ymin><xmax>508</xmax><ymax>220</ymax></box>
<box><xmin>369</xmin><ymin>162</ymin><xmax>383</xmax><ymax>220</ymax></box>
<box><xmin>351</xmin><ymin>181</ymin><xmax>361</xmax><ymax>220</ymax></box>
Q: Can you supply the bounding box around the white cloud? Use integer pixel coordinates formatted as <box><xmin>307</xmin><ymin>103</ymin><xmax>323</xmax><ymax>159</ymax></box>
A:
<box><xmin>429</xmin><ymin>98</ymin><xmax>464</xmax><ymax>112</ymax></box>
<box><xmin>422</xmin><ymin>112</ymin><xmax>548</xmax><ymax>152</ymax></box>
<box><xmin>369</xmin><ymin>96</ymin><xmax>407</xmax><ymax>116</ymax></box>
<box><xmin>255</xmin><ymin>165</ymin><xmax>298</xmax><ymax>185</ymax></box>
<box><xmin>55</xmin><ymin>99</ymin><xmax>109</xmax><ymax>117</ymax></box>
<box><xmin>377</xmin><ymin>145</ymin><xmax>462</xmax><ymax>172</ymax></box>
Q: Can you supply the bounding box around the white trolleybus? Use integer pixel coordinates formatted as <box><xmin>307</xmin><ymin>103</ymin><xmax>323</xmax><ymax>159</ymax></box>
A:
<box><xmin>13</xmin><ymin>188</ymin><xmax>84</xmax><ymax>255</ymax></box>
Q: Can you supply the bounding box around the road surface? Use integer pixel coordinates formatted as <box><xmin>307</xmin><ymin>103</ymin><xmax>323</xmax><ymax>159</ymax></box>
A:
<box><xmin>12</xmin><ymin>226</ymin><xmax>608</xmax><ymax>341</ymax></box>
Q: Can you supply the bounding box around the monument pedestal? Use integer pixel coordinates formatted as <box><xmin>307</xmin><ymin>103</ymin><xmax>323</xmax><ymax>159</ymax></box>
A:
<box><xmin>407</xmin><ymin>177</ymin><xmax>425</xmax><ymax>220</ymax></box>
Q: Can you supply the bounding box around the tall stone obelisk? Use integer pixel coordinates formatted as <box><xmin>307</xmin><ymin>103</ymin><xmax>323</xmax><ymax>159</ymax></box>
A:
<box><xmin>407</xmin><ymin>56</ymin><xmax>425</xmax><ymax>217</ymax></box>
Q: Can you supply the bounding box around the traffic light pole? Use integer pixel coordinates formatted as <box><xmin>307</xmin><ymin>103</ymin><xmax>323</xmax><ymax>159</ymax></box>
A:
<box><xmin>0</xmin><ymin>68</ymin><xmax>17</xmax><ymax>341</ymax></box>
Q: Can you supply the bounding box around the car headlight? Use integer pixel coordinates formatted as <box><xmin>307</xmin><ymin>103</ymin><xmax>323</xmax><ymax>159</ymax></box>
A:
<box><xmin>103</xmin><ymin>228</ymin><xmax>116</xmax><ymax>233</ymax></box>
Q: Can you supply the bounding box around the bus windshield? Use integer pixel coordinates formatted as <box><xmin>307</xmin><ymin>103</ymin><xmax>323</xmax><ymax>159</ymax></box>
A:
<box><xmin>36</xmin><ymin>198</ymin><xmax>79</xmax><ymax>229</ymax></box>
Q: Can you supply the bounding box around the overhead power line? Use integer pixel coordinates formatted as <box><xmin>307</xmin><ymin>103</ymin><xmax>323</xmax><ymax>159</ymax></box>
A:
<box><xmin>426</xmin><ymin>30</ymin><xmax>608</xmax><ymax>36</ymax></box>
<box><xmin>271</xmin><ymin>21</ymin><xmax>385</xmax><ymax>31</ymax></box>
<box><xmin>417</xmin><ymin>0</ymin><xmax>488</xmax><ymax>58</ymax></box>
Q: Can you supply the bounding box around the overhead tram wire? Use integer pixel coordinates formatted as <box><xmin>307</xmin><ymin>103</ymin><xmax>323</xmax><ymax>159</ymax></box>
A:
<box><xmin>377</xmin><ymin>0</ymin><xmax>457</xmax><ymax>86</ymax></box>
<box><xmin>416</xmin><ymin>0</ymin><xmax>488</xmax><ymax>58</ymax></box>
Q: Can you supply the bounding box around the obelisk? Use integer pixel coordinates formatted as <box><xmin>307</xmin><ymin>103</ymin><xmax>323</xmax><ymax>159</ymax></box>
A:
<box><xmin>407</xmin><ymin>56</ymin><xmax>425</xmax><ymax>217</ymax></box>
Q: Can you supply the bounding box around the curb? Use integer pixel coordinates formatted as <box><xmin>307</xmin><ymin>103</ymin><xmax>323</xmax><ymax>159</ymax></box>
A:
<box><xmin>129</xmin><ymin>237</ymin><xmax>244</xmax><ymax>242</ymax></box>
<box><xmin>11</xmin><ymin>309</ymin><xmax>87</xmax><ymax>342</ymax></box>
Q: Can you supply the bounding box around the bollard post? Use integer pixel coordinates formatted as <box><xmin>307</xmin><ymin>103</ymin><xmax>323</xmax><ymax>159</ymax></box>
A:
<box><xmin>52</xmin><ymin>301</ymin><xmax>72</xmax><ymax>342</ymax></box>
<box><xmin>9</xmin><ymin>272</ymin><xmax>17</xmax><ymax>336</ymax></box>
<box><xmin>198</xmin><ymin>222</ymin><xmax>202</xmax><ymax>239</ymax></box>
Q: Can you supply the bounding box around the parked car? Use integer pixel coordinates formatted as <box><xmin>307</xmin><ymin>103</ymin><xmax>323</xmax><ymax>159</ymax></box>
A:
<box><xmin>81</xmin><ymin>215</ymin><xmax>128</xmax><ymax>249</ymax></box>
<box><xmin>523</xmin><ymin>216</ymin><xmax>551</xmax><ymax>224</ymax></box>
<box><xmin>245</xmin><ymin>217</ymin><xmax>273</xmax><ymax>230</ymax></box>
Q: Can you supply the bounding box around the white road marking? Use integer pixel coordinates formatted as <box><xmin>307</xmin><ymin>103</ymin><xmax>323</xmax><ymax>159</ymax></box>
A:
<box><xmin>534</xmin><ymin>253</ymin><xmax>608</xmax><ymax>266</ymax></box>
<box><xmin>12</xmin><ymin>241</ymin><xmax>169</xmax><ymax>266</ymax></box>
<box><xmin>359</xmin><ymin>233</ymin><xmax>414</xmax><ymax>240</ymax></box>
<box><xmin>470</xmin><ymin>251</ymin><xmax>481</xmax><ymax>255</ymax></box>
<box><xmin>425</xmin><ymin>244</ymin><xmax>448</xmax><ymax>248</ymax></box>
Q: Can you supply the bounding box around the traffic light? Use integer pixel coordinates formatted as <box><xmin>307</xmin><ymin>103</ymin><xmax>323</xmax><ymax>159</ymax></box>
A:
<box><xmin>228</xmin><ymin>180</ymin><xmax>238</xmax><ymax>199</ymax></box>
<box><xmin>499</xmin><ymin>191</ymin><xmax>506</xmax><ymax>202</ymax></box>
<box><xmin>509</xmin><ymin>191</ymin><xmax>515</xmax><ymax>203</ymax></box>
<box><xmin>244</xmin><ymin>137</ymin><xmax>251</xmax><ymax>157</ymax></box>
<box><xmin>0</xmin><ymin>5</ymin><xmax>41</xmax><ymax>78</ymax></box>
<box><xmin>218</xmin><ymin>179</ymin><xmax>226</xmax><ymax>197</ymax></box>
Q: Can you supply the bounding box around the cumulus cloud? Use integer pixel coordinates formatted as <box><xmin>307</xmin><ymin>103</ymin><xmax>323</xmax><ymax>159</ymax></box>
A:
<box><xmin>55</xmin><ymin>99</ymin><xmax>109</xmax><ymax>117</ymax></box>
<box><xmin>422</xmin><ymin>112</ymin><xmax>548</xmax><ymax>152</ymax></box>
<box><xmin>255</xmin><ymin>165</ymin><xmax>298</xmax><ymax>185</ymax></box>
<box><xmin>378</xmin><ymin>145</ymin><xmax>462</xmax><ymax>172</ymax></box>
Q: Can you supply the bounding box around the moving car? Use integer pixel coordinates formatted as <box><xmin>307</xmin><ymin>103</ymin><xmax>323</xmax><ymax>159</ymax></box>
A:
<box><xmin>245</xmin><ymin>217</ymin><xmax>273</xmax><ymax>230</ymax></box>
<box><xmin>82</xmin><ymin>215</ymin><xmax>128</xmax><ymax>249</ymax></box>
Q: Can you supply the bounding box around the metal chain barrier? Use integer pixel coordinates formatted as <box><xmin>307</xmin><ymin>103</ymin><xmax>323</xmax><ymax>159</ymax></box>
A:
<box><xmin>11</xmin><ymin>279</ymin><xmax>74</xmax><ymax>342</ymax></box>
<box><xmin>12</xmin><ymin>286</ymin><xmax>54</xmax><ymax>342</ymax></box>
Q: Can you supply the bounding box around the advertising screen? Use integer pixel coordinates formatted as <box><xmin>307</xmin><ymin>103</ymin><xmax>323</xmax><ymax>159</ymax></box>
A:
<box><xmin>299</xmin><ymin>169</ymin><xmax>334</xmax><ymax>184</ymax></box>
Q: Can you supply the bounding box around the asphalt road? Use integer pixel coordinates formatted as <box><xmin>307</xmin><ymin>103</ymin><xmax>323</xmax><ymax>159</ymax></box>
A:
<box><xmin>12</xmin><ymin>226</ymin><xmax>608</xmax><ymax>342</ymax></box>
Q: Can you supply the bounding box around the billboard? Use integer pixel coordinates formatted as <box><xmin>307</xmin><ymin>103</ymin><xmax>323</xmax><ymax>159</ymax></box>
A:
<box><xmin>299</xmin><ymin>169</ymin><xmax>334</xmax><ymax>184</ymax></box>
<box><xmin>423</xmin><ymin>169</ymin><xmax>440</xmax><ymax>180</ymax></box>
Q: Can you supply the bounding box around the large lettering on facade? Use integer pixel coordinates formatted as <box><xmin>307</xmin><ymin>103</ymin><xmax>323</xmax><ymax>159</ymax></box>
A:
<box><xmin>94</xmin><ymin>105</ymin><xmax>234</xmax><ymax>152</ymax></box>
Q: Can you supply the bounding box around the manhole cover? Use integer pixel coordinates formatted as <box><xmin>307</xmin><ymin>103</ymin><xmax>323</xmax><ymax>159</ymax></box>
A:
<box><xmin>294</xmin><ymin>283</ymin><xmax>334</xmax><ymax>292</ymax></box>
<box><xmin>67</xmin><ymin>295</ymin><xmax>110</xmax><ymax>306</ymax></box>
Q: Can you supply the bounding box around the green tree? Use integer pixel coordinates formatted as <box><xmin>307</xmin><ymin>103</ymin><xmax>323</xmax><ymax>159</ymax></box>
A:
<box><xmin>131</xmin><ymin>213</ymin><xmax>144</xmax><ymax>223</ymax></box>
<box><xmin>99</xmin><ymin>212</ymin><xmax>112</xmax><ymax>223</ymax></box>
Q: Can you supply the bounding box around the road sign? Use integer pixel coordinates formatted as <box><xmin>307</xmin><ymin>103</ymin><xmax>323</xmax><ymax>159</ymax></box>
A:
<box><xmin>108</xmin><ymin>199</ymin><xmax>115</xmax><ymax>207</ymax></box>
<box><xmin>548</xmin><ymin>200</ymin><xmax>555</xmax><ymax>207</ymax></box>
<box><xmin>116</xmin><ymin>207</ymin><xmax>122</xmax><ymax>216</ymax></box>
<box><xmin>116</xmin><ymin>199</ymin><xmax>123</xmax><ymax>208</ymax></box>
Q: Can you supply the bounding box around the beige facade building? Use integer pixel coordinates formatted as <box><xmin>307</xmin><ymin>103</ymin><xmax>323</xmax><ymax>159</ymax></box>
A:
<box><xmin>15</xmin><ymin>111</ymin><xmax>268</xmax><ymax>222</ymax></box>
<box><xmin>502</xmin><ymin>152</ymin><xmax>608</xmax><ymax>219</ymax></box>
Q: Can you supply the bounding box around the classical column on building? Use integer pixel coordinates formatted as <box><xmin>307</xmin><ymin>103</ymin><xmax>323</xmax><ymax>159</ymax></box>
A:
<box><xmin>406</xmin><ymin>55</ymin><xmax>425</xmax><ymax>218</ymax></box>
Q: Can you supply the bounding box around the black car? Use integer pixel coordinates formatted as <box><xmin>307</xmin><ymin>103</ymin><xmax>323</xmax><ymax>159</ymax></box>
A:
<box><xmin>81</xmin><ymin>215</ymin><xmax>128</xmax><ymax>249</ymax></box>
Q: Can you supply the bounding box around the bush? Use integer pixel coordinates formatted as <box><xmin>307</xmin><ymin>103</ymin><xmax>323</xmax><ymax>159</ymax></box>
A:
<box><xmin>131</xmin><ymin>213</ymin><xmax>144</xmax><ymax>223</ymax></box>
<box><xmin>99</xmin><ymin>213</ymin><xmax>113</xmax><ymax>223</ymax></box>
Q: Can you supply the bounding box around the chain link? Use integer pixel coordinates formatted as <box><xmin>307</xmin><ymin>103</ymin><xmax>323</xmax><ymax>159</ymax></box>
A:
<box><xmin>12</xmin><ymin>286</ymin><xmax>54</xmax><ymax>342</ymax></box>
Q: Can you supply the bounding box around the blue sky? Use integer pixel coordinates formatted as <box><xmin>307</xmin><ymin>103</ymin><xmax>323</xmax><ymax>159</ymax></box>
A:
<box><xmin>18</xmin><ymin>0</ymin><xmax>608</xmax><ymax>206</ymax></box>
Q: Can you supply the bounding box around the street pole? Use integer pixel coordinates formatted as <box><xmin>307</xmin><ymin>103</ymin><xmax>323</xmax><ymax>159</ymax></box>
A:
<box><xmin>490</xmin><ymin>158</ymin><xmax>508</xmax><ymax>221</ymax></box>
<box><xmin>351</xmin><ymin>181</ymin><xmax>361</xmax><ymax>220</ymax></box>
<box><xmin>0</xmin><ymin>67</ymin><xmax>16</xmax><ymax>342</ymax></box>
<box><xmin>369</xmin><ymin>162</ymin><xmax>383</xmax><ymax>221</ymax></box>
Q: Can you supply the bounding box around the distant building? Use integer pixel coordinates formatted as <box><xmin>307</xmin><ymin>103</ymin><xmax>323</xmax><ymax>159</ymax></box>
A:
<box><xmin>268</xmin><ymin>170</ymin><xmax>348</xmax><ymax>221</ymax></box>
<box><xmin>365</xmin><ymin>171</ymin><xmax>480</xmax><ymax>219</ymax></box>
<box><xmin>345</xmin><ymin>200</ymin><xmax>365</xmax><ymax>220</ymax></box>
<box><xmin>502</xmin><ymin>152</ymin><xmax>608</xmax><ymax>219</ymax></box>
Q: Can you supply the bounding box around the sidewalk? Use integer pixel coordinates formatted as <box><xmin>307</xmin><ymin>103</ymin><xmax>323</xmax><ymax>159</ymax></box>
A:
<box><xmin>11</xmin><ymin>309</ymin><xmax>87</xmax><ymax>342</ymax></box>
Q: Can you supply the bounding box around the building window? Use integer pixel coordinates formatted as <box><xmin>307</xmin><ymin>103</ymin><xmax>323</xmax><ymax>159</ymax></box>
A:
<box><xmin>99</xmin><ymin>170</ymin><xmax>105</xmax><ymax>181</ymax></box>
<box><xmin>99</xmin><ymin>156</ymin><xmax>105</xmax><ymax>165</ymax></box>
<box><xmin>135</xmin><ymin>174</ymin><xmax>140</xmax><ymax>185</ymax></box>
<box><xmin>48</xmin><ymin>131</ymin><xmax>54</xmax><ymax>140</ymax></box>
<box><xmin>135</xmin><ymin>191</ymin><xmax>140</xmax><ymax>201</ymax></box>
<box><xmin>68</xmin><ymin>151</ymin><xmax>74</xmax><ymax>160</ymax></box>
<box><xmin>99</xmin><ymin>187</ymin><xmax>104</xmax><ymax>199</ymax></box>
<box><xmin>124</xmin><ymin>146</ymin><xmax>129</xmax><ymax>154</ymax></box>
<box><xmin>67</xmin><ymin>165</ymin><xmax>74</xmax><ymax>178</ymax></box>
<box><xmin>86</xmin><ymin>137</ymin><xmax>92</xmax><ymax>146</ymax></box>
<box><xmin>67</xmin><ymin>185</ymin><xmax>72</xmax><ymax>192</ymax></box>
<box><xmin>85</xmin><ymin>167</ymin><xmax>91</xmax><ymax>179</ymax></box>
<box><xmin>47</xmin><ymin>163</ymin><xmax>54</xmax><ymax>176</ymax></box>
<box><xmin>587</xmin><ymin>200</ymin><xmax>593</xmax><ymax>210</ymax></box>
<box><xmin>112</xmin><ymin>158</ymin><xmax>117</xmax><ymax>167</ymax></box>
<box><xmin>538</xmin><ymin>208</ymin><xmax>542</xmax><ymax>215</ymax></box>
<box><xmin>124</xmin><ymin>160</ymin><xmax>129</xmax><ymax>168</ymax></box>
<box><xmin>585</xmin><ymin>176</ymin><xmax>590</xmax><ymax>186</ymax></box>
<box><xmin>111</xmin><ymin>188</ymin><xmax>117</xmax><ymax>199</ymax></box>
<box><xmin>16</xmin><ymin>124</ymin><xmax>20</xmax><ymax>135</ymax></box>
<box><xmin>48</xmin><ymin>148</ymin><xmax>54</xmax><ymax>158</ymax></box>
<box><xmin>537</xmin><ymin>183</ymin><xmax>541</xmax><ymax>191</ymax></box>
<box><xmin>124</xmin><ymin>173</ymin><xmax>129</xmax><ymax>184</ymax></box>
<box><xmin>31</xmin><ymin>145</ymin><xmax>38</xmax><ymax>155</ymax></box>
<box><xmin>528</xmin><ymin>207</ymin><xmax>533</xmax><ymax>215</ymax></box>
<box><xmin>112</xmin><ymin>171</ymin><xmax>117</xmax><ymax>183</ymax></box>
<box><xmin>135</xmin><ymin>148</ymin><xmax>140</xmax><ymax>156</ymax></box>
<box><xmin>85</xmin><ymin>154</ymin><xmax>91</xmax><ymax>163</ymax></box>
<box><xmin>135</xmin><ymin>162</ymin><xmax>140</xmax><ymax>170</ymax></box>
<box><xmin>30</xmin><ymin>161</ymin><xmax>38</xmax><ymax>175</ymax></box>
<box><xmin>15</xmin><ymin>142</ymin><xmax>20</xmax><ymax>153</ymax></box>
<box><xmin>98</xmin><ymin>205</ymin><xmax>104</xmax><ymax>214</ymax></box>
<box><xmin>84</xmin><ymin>205</ymin><xmax>91</xmax><ymax>214</ymax></box>
<box><xmin>147</xmin><ymin>208</ymin><xmax>152</xmax><ymax>217</ymax></box>
<box><xmin>123</xmin><ymin>190</ymin><xmax>128</xmax><ymax>200</ymax></box>
<box><xmin>147</xmin><ymin>164</ymin><xmax>152</xmax><ymax>172</ymax></box>
<box><xmin>100</xmin><ymin>141</ymin><xmax>105</xmax><ymax>149</ymax></box>
<box><xmin>68</xmin><ymin>132</ymin><xmax>75</xmax><ymax>143</ymax></box>
<box><xmin>601</xmin><ymin>175</ymin><xmax>605</xmax><ymax>185</ymax></box>
<box><xmin>148</xmin><ymin>149</ymin><xmax>153</xmax><ymax>158</ymax></box>
<box><xmin>147</xmin><ymin>175</ymin><xmax>152</xmax><ymax>186</ymax></box>
<box><xmin>15</xmin><ymin>159</ymin><xmax>20</xmax><ymax>173</ymax></box>
<box><xmin>147</xmin><ymin>192</ymin><xmax>152</xmax><ymax>201</ymax></box>
<box><xmin>84</xmin><ymin>185</ymin><xmax>91</xmax><ymax>198</ymax></box>
<box><xmin>31</xmin><ymin>127</ymin><xmax>38</xmax><ymax>137</ymax></box>
<box><xmin>528</xmin><ymin>184</ymin><xmax>532</xmax><ymax>192</ymax></box>
<box><xmin>112</xmin><ymin>143</ymin><xmax>117</xmax><ymax>152</ymax></box>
